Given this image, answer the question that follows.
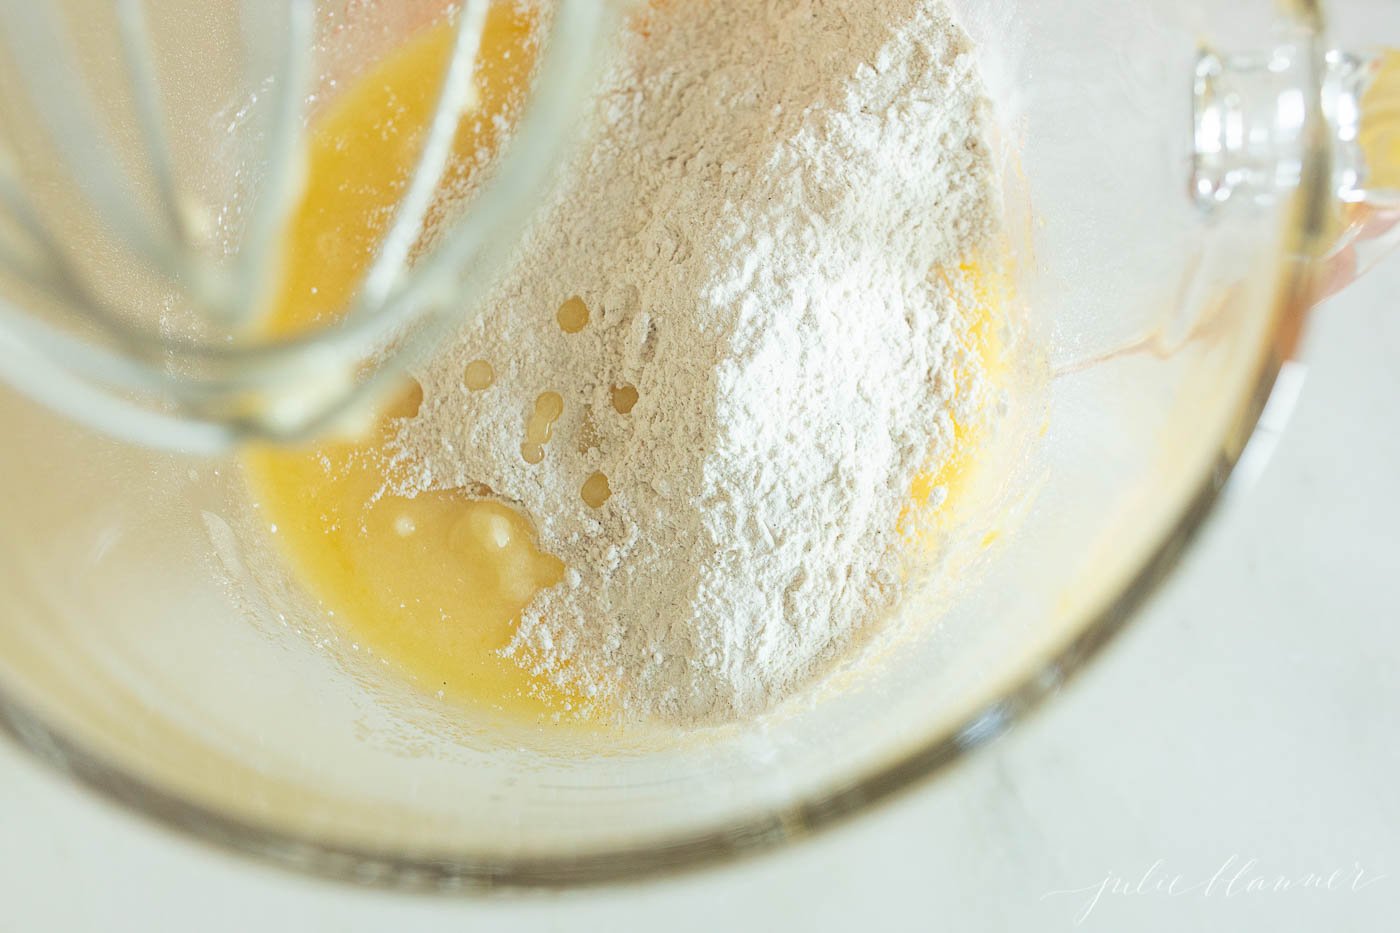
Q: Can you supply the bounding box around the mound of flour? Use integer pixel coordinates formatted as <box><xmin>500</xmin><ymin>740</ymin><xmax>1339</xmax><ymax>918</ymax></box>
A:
<box><xmin>391</xmin><ymin>0</ymin><xmax>997</xmax><ymax>723</ymax></box>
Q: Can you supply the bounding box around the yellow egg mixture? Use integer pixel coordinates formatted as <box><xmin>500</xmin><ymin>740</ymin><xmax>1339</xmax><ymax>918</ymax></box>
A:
<box><xmin>245</xmin><ymin>9</ymin><xmax>1000</xmax><ymax>726</ymax></box>
<box><xmin>245</xmin><ymin>7</ymin><xmax>579</xmax><ymax>721</ymax></box>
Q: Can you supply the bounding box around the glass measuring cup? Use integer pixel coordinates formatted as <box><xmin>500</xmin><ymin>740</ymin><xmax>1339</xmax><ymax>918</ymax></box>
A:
<box><xmin>0</xmin><ymin>0</ymin><xmax>1397</xmax><ymax>890</ymax></box>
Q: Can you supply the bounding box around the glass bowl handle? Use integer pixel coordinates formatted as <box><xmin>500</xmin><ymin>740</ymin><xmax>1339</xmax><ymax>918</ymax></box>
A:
<box><xmin>1316</xmin><ymin>50</ymin><xmax>1400</xmax><ymax>297</ymax></box>
<box><xmin>1193</xmin><ymin>44</ymin><xmax>1400</xmax><ymax>299</ymax></box>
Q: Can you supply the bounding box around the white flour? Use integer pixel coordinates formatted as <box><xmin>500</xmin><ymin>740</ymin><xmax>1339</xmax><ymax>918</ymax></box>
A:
<box><xmin>391</xmin><ymin>0</ymin><xmax>997</xmax><ymax>723</ymax></box>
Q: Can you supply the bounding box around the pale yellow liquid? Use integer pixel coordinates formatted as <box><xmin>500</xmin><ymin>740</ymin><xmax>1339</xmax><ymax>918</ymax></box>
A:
<box><xmin>245</xmin><ymin>8</ymin><xmax>583</xmax><ymax>723</ymax></box>
<box><xmin>245</xmin><ymin>8</ymin><xmax>1001</xmax><ymax>725</ymax></box>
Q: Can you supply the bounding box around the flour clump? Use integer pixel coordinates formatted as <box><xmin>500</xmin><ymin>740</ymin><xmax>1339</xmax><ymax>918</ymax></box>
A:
<box><xmin>391</xmin><ymin>0</ymin><xmax>999</xmax><ymax>723</ymax></box>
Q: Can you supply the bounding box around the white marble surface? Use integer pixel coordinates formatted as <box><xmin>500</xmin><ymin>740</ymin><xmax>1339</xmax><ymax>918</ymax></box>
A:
<box><xmin>1</xmin><ymin>262</ymin><xmax>1396</xmax><ymax>931</ymax></box>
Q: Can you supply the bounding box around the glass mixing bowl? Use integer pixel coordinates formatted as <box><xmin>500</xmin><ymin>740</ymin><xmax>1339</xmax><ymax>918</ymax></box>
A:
<box><xmin>0</xmin><ymin>0</ymin><xmax>1396</xmax><ymax>890</ymax></box>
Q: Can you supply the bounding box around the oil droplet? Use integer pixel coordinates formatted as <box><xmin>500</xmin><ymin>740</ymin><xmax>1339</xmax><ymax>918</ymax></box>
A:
<box><xmin>581</xmin><ymin>471</ymin><xmax>612</xmax><ymax>509</ymax></box>
<box><xmin>385</xmin><ymin>377</ymin><xmax>424</xmax><ymax>419</ymax></box>
<box><xmin>464</xmin><ymin>359</ymin><xmax>495</xmax><ymax>391</ymax></box>
<box><xmin>521</xmin><ymin>391</ymin><xmax>564</xmax><ymax>464</ymax></box>
<box><xmin>536</xmin><ymin>391</ymin><xmax>565</xmax><ymax>422</ymax></box>
<box><xmin>611</xmin><ymin>384</ymin><xmax>639</xmax><ymax>414</ymax></box>
<box><xmin>556</xmin><ymin>296</ymin><xmax>589</xmax><ymax>334</ymax></box>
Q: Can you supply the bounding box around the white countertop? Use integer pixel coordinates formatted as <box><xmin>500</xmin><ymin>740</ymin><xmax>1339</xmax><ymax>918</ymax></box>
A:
<box><xmin>1</xmin><ymin>263</ymin><xmax>1396</xmax><ymax>931</ymax></box>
